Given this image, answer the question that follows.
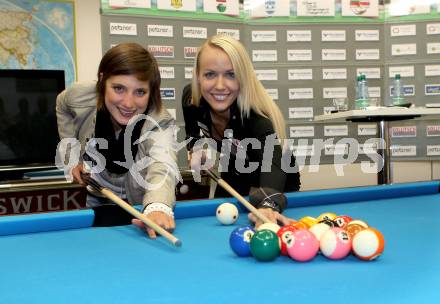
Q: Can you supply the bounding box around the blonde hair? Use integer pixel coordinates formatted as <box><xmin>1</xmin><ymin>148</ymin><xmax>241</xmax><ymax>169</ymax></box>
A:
<box><xmin>191</xmin><ymin>35</ymin><xmax>286</xmax><ymax>140</ymax></box>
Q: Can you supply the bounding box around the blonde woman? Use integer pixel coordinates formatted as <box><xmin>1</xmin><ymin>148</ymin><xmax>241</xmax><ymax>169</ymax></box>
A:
<box><xmin>182</xmin><ymin>35</ymin><xmax>300</xmax><ymax>227</ymax></box>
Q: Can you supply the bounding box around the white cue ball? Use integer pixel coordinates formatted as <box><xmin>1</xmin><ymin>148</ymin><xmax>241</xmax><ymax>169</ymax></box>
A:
<box><xmin>216</xmin><ymin>203</ymin><xmax>239</xmax><ymax>225</ymax></box>
<box><xmin>179</xmin><ymin>184</ymin><xmax>189</xmax><ymax>195</ymax></box>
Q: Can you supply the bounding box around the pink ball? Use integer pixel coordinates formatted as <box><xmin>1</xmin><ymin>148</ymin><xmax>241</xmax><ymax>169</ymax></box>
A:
<box><xmin>320</xmin><ymin>227</ymin><xmax>352</xmax><ymax>260</ymax></box>
<box><xmin>287</xmin><ymin>229</ymin><xmax>319</xmax><ymax>262</ymax></box>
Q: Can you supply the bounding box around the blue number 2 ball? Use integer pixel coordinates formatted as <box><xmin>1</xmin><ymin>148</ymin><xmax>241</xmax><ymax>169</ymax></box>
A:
<box><xmin>229</xmin><ymin>225</ymin><xmax>256</xmax><ymax>257</ymax></box>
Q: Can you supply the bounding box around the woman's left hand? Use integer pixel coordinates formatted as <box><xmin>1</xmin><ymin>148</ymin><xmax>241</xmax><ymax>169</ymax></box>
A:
<box><xmin>132</xmin><ymin>212</ymin><xmax>176</xmax><ymax>239</ymax></box>
<box><xmin>248</xmin><ymin>208</ymin><xmax>293</xmax><ymax>229</ymax></box>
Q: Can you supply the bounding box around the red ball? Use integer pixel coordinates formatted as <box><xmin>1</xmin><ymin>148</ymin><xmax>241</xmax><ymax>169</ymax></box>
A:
<box><xmin>334</xmin><ymin>215</ymin><xmax>353</xmax><ymax>228</ymax></box>
<box><xmin>277</xmin><ymin>225</ymin><xmax>297</xmax><ymax>256</ymax></box>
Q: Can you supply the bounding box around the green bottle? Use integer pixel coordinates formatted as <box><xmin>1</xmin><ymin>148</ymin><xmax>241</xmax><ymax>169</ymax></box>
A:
<box><xmin>355</xmin><ymin>74</ymin><xmax>369</xmax><ymax>109</ymax></box>
<box><xmin>392</xmin><ymin>74</ymin><xmax>405</xmax><ymax>106</ymax></box>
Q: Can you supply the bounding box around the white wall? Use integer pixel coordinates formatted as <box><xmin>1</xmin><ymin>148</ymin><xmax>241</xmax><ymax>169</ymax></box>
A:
<box><xmin>299</xmin><ymin>163</ymin><xmax>377</xmax><ymax>191</ymax></box>
<box><xmin>299</xmin><ymin>161</ymin><xmax>439</xmax><ymax>191</ymax></box>
<box><xmin>391</xmin><ymin>161</ymin><xmax>433</xmax><ymax>183</ymax></box>
<box><xmin>74</xmin><ymin>0</ymin><xmax>102</xmax><ymax>82</ymax></box>
<box><xmin>72</xmin><ymin>0</ymin><xmax>439</xmax><ymax>190</ymax></box>
<box><xmin>433</xmin><ymin>162</ymin><xmax>440</xmax><ymax>180</ymax></box>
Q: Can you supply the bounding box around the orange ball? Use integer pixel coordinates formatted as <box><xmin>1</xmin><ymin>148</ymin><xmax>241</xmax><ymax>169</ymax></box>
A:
<box><xmin>291</xmin><ymin>221</ymin><xmax>308</xmax><ymax>230</ymax></box>
<box><xmin>348</xmin><ymin>219</ymin><xmax>369</xmax><ymax>228</ymax></box>
<box><xmin>352</xmin><ymin>228</ymin><xmax>385</xmax><ymax>261</ymax></box>
<box><xmin>346</xmin><ymin>223</ymin><xmax>366</xmax><ymax>239</ymax></box>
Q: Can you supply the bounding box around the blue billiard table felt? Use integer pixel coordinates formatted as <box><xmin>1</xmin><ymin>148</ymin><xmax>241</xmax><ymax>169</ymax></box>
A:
<box><xmin>0</xmin><ymin>182</ymin><xmax>439</xmax><ymax>303</ymax></box>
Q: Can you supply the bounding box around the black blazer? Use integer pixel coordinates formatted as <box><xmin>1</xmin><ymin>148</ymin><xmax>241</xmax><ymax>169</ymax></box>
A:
<box><xmin>182</xmin><ymin>84</ymin><xmax>300</xmax><ymax>201</ymax></box>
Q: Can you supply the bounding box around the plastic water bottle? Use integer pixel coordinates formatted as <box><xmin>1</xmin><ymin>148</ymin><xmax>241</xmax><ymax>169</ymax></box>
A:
<box><xmin>355</xmin><ymin>74</ymin><xmax>369</xmax><ymax>109</ymax></box>
<box><xmin>355</xmin><ymin>75</ymin><xmax>361</xmax><ymax>102</ymax></box>
<box><xmin>392</xmin><ymin>74</ymin><xmax>405</xmax><ymax>106</ymax></box>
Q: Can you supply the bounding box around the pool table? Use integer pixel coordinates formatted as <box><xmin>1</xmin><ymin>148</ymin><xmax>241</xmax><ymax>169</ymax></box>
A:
<box><xmin>1</xmin><ymin>181</ymin><xmax>439</xmax><ymax>303</ymax></box>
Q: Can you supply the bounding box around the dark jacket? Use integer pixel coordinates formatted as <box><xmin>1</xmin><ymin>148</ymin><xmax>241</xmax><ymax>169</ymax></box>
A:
<box><xmin>182</xmin><ymin>84</ymin><xmax>300</xmax><ymax>202</ymax></box>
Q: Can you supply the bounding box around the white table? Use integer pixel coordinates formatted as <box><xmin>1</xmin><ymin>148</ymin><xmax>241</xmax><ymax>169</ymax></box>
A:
<box><xmin>315</xmin><ymin>107</ymin><xmax>440</xmax><ymax>184</ymax></box>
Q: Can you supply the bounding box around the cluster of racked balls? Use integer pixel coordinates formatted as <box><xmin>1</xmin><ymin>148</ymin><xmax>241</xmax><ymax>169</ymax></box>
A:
<box><xmin>216</xmin><ymin>203</ymin><xmax>385</xmax><ymax>262</ymax></box>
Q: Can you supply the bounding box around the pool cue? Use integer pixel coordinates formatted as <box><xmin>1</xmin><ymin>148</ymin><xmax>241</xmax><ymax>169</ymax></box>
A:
<box><xmin>81</xmin><ymin>174</ymin><xmax>182</xmax><ymax>247</ymax></box>
<box><xmin>205</xmin><ymin>169</ymin><xmax>271</xmax><ymax>224</ymax></box>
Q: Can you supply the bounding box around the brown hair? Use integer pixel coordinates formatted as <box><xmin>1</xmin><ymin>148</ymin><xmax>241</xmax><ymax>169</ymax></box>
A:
<box><xmin>96</xmin><ymin>43</ymin><xmax>162</xmax><ymax>113</ymax></box>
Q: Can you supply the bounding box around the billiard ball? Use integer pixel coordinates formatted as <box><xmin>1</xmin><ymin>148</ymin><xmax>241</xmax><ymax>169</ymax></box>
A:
<box><xmin>250</xmin><ymin>230</ymin><xmax>280</xmax><ymax>261</ymax></box>
<box><xmin>216</xmin><ymin>202</ymin><xmax>239</xmax><ymax>225</ymax></box>
<box><xmin>299</xmin><ymin>216</ymin><xmax>318</xmax><ymax>228</ymax></box>
<box><xmin>277</xmin><ymin>225</ymin><xmax>297</xmax><ymax>256</ymax></box>
<box><xmin>334</xmin><ymin>215</ymin><xmax>353</xmax><ymax>228</ymax></box>
<box><xmin>179</xmin><ymin>184</ymin><xmax>189</xmax><ymax>195</ymax></box>
<box><xmin>286</xmin><ymin>229</ymin><xmax>319</xmax><ymax>262</ymax></box>
<box><xmin>291</xmin><ymin>221</ymin><xmax>308</xmax><ymax>230</ymax></box>
<box><xmin>257</xmin><ymin>222</ymin><xmax>281</xmax><ymax>233</ymax></box>
<box><xmin>346</xmin><ymin>219</ymin><xmax>368</xmax><ymax>238</ymax></box>
<box><xmin>320</xmin><ymin>227</ymin><xmax>352</xmax><ymax>260</ymax></box>
<box><xmin>317</xmin><ymin>212</ymin><xmax>337</xmax><ymax>222</ymax></box>
<box><xmin>318</xmin><ymin>219</ymin><xmax>338</xmax><ymax>227</ymax></box>
<box><xmin>346</xmin><ymin>223</ymin><xmax>366</xmax><ymax>239</ymax></box>
<box><xmin>348</xmin><ymin>219</ymin><xmax>369</xmax><ymax>228</ymax></box>
<box><xmin>352</xmin><ymin>228</ymin><xmax>385</xmax><ymax>261</ymax></box>
<box><xmin>229</xmin><ymin>225</ymin><xmax>255</xmax><ymax>257</ymax></box>
<box><xmin>309</xmin><ymin>222</ymin><xmax>331</xmax><ymax>242</ymax></box>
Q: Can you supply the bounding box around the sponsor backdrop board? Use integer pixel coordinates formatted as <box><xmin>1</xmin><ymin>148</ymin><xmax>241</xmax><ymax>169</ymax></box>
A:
<box><xmin>100</xmin><ymin>1</ymin><xmax>440</xmax><ymax>167</ymax></box>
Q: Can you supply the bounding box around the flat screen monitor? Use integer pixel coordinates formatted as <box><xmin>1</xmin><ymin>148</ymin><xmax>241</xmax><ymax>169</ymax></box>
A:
<box><xmin>0</xmin><ymin>69</ymin><xmax>65</xmax><ymax>181</ymax></box>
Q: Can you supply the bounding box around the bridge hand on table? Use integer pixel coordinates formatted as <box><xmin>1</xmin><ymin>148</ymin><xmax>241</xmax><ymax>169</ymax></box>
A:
<box><xmin>248</xmin><ymin>208</ymin><xmax>293</xmax><ymax>229</ymax></box>
<box><xmin>132</xmin><ymin>211</ymin><xmax>175</xmax><ymax>239</ymax></box>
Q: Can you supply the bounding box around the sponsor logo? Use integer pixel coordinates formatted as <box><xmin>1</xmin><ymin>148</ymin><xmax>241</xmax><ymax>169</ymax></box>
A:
<box><xmin>290</xmin><ymin>126</ymin><xmax>315</xmax><ymax>138</ymax></box>
<box><xmin>184</xmin><ymin>46</ymin><xmax>198</xmax><ymax>59</ymax></box>
<box><xmin>265</xmin><ymin>0</ymin><xmax>276</xmax><ymax>15</ymax></box>
<box><xmin>425</xmin><ymin>84</ymin><xmax>440</xmax><ymax>95</ymax></box>
<box><xmin>427</xmin><ymin>125</ymin><xmax>440</xmax><ymax>136</ymax></box>
<box><xmin>171</xmin><ymin>0</ymin><xmax>182</xmax><ymax>9</ymax></box>
<box><xmin>255</xmin><ymin>69</ymin><xmax>278</xmax><ymax>81</ymax></box>
<box><xmin>391</xmin><ymin>126</ymin><xmax>417</xmax><ymax>137</ymax></box>
<box><xmin>109</xmin><ymin>23</ymin><xmax>137</xmax><ymax>35</ymax></box>
<box><xmin>182</xmin><ymin>27</ymin><xmax>207</xmax><ymax>39</ymax></box>
<box><xmin>391</xmin><ymin>145</ymin><xmax>417</xmax><ymax>156</ymax></box>
<box><xmin>148</xmin><ymin>45</ymin><xmax>174</xmax><ymax>58</ymax></box>
<box><xmin>147</xmin><ymin>25</ymin><xmax>173</xmax><ymax>37</ymax></box>
<box><xmin>287</xmin><ymin>49</ymin><xmax>312</xmax><ymax>61</ymax></box>
<box><xmin>216</xmin><ymin>28</ymin><xmax>240</xmax><ymax>40</ymax></box>
<box><xmin>216</xmin><ymin>0</ymin><xmax>227</xmax><ymax>13</ymax></box>
<box><xmin>427</xmin><ymin>145</ymin><xmax>440</xmax><ymax>156</ymax></box>
<box><xmin>350</xmin><ymin>0</ymin><xmax>370</xmax><ymax>15</ymax></box>
<box><xmin>159</xmin><ymin>66</ymin><xmax>175</xmax><ymax>79</ymax></box>
<box><xmin>252</xmin><ymin>50</ymin><xmax>278</xmax><ymax>62</ymax></box>
<box><xmin>252</xmin><ymin>31</ymin><xmax>277</xmax><ymax>42</ymax></box>
<box><xmin>160</xmin><ymin>88</ymin><xmax>176</xmax><ymax>100</ymax></box>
